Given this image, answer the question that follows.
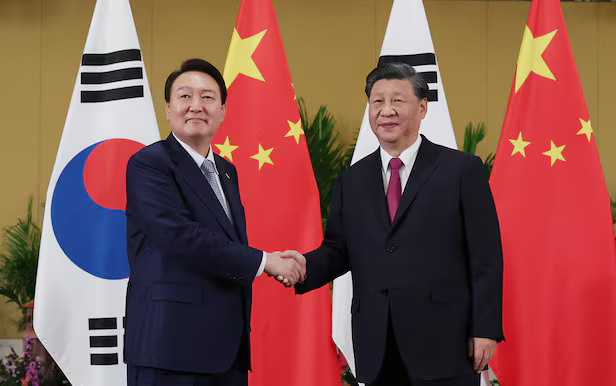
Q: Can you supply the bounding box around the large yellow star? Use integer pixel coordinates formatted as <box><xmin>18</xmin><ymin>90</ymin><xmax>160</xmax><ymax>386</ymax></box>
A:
<box><xmin>542</xmin><ymin>141</ymin><xmax>566</xmax><ymax>166</ymax></box>
<box><xmin>509</xmin><ymin>132</ymin><xmax>531</xmax><ymax>157</ymax></box>
<box><xmin>215</xmin><ymin>136</ymin><xmax>239</xmax><ymax>161</ymax></box>
<box><xmin>515</xmin><ymin>26</ymin><xmax>557</xmax><ymax>93</ymax></box>
<box><xmin>285</xmin><ymin>119</ymin><xmax>304</xmax><ymax>144</ymax></box>
<box><xmin>223</xmin><ymin>28</ymin><xmax>267</xmax><ymax>88</ymax></box>
<box><xmin>577</xmin><ymin>118</ymin><xmax>593</xmax><ymax>142</ymax></box>
<box><xmin>250</xmin><ymin>144</ymin><xmax>274</xmax><ymax>170</ymax></box>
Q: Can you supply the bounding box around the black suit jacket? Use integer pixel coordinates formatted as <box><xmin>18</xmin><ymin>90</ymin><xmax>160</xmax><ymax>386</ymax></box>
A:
<box><xmin>124</xmin><ymin>134</ymin><xmax>262</xmax><ymax>374</ymax></box>
<box><xmin>296</xmin><ymin>136</ymin><xmax>504</xmax><ymax>383</ymax></box>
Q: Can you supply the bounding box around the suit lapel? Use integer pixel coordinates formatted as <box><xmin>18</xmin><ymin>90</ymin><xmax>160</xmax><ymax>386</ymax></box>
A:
<box><xmin>362</xmin><ymin>149</ymin><xmax>391</xmax><ymax>231</ymax></box>
<box><xmin>165</xmin><ymin>134</ymin><xmax>239</xmax><ymax>242</ymax></box>
<box><xmin>215</xmin><ymin>155</ymin><xmax>247</xmax><ymax>244</ymax></box>
<box><xmin>391</xmin><ymin>135</ymin><xmax>440</xmax><ymax>231</ymax></box>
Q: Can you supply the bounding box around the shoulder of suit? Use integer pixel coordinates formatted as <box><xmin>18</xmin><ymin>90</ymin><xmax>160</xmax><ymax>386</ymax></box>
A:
<box><xmin>128</xmin><ymin>140</ymin><xmax>168</xmax><ymax>169</ymax></box>
<box><xmin>422</xmin><ymin>138</ymin><xmax>479</xmax><ymax>164</ymax></box>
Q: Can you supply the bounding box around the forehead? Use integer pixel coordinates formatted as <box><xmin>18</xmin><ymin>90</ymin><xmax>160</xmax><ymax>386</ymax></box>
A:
<box><xmin>370</xmin><ymin>78</ymin><xmax>415</xmax><ymax>96</ymax></box>
<box><xmin>172</xmin><ymin>71</ymin><xmax>219</xmax><ymax>93</ymax></box>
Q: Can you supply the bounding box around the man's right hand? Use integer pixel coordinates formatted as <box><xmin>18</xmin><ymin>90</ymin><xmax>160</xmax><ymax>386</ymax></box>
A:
<box><xmin>264</xmin><ymin>251</ymin><xmax>305</xmax><ymax>287</ymax></box>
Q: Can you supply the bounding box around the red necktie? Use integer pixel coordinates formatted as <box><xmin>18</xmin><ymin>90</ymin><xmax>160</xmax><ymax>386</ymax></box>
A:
<box><xmin>387</xmin><ymin>158</ymin><xmax>403</xmax><ymax>223</ymax></box>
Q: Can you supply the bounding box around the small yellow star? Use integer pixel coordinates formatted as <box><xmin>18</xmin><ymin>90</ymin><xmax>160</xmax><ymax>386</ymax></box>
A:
<box><xmin>542</xmin><ymin>141</ymin><xmax>566</xmax><ymax>166</ymax></box>
<box><xmin>515</xmin><ymin>26</ymin><xmax>557</xmax><ymax>93</ymax></box>
<box><xmin>223</xmin><ymin>28</ymin><xmax>267</xmax><ymax>88</ymax></box>
<box><xmin>250</xmin><ymin>144</ymin><xmax>274</xmax><ymax>170</ymax></box>
<box><xmin>577</xmin><ymin>118</ymin><xmax>593</xmax><ymax>142</ymax></box>
<box><xmin>285</xmin><ymin>119</ymin><xmax>304</xmax><ymax>144</ymax></box>
<box><xmin>215</xmin><ymin>136</ymin><xmax>239</xmax><ymax>161</ymax></box>
<box><xmin>509</xmin><ymin>132</ymin><xmax>531</xmax><ymax>157</ymax></box>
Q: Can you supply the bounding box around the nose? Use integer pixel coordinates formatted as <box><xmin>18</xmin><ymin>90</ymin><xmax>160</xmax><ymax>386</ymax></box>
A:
<box><xmin>381</xmin><ymin>101</ymin><xmax>395</xmax><ymax>116</ymax></box>
<box><xmin>189</xmin><ymin>97</ymin><xmax>205</xmax><ymax>112</ymax></box>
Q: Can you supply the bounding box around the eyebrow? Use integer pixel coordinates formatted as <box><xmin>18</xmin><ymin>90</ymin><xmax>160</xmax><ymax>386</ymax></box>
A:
<box><xmin>175</xmin><ymin>86</ymin><xmax>216</xmax><ymax>93</ymax></box>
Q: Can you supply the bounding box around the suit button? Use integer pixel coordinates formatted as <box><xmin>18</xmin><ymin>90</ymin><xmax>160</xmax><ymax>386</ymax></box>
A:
<box><xmin>386</xmin><ymin>245</ymin><xmax>396</xmax><ymax>253</ymax></box>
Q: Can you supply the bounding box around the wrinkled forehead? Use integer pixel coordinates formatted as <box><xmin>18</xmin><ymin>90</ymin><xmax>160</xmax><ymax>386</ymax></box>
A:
<box><xmin>370</xmin><ymin>78</ymin><xmax>416</xmax><ymax>97</ymax></box>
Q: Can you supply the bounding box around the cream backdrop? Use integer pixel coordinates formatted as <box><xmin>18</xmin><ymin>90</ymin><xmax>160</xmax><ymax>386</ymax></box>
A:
<box><xmin>0</xmin><ymin>0</ymin><xmax>615</xmax><ymax>338</ymax></box>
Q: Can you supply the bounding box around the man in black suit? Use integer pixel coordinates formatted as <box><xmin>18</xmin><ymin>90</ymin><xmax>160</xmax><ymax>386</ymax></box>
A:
<box><xmin>124</xmin><ymin>59</ymin><xmax>303</xmax><ymax>386</ymax></box>
<box><xmin>289</xmin><ymin>62</ymin><xmax>503</xmax><ymax>386</ymax></box>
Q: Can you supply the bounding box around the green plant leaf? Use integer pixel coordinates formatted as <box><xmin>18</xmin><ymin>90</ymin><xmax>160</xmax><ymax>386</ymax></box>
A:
<box><xmin>0</xmin><ymin>196</ymin><xmax>41</xmax><ymax>330</ymax></box>
<box><xmin>299</xmin><ymin>97</ymin><xmax>355</xmax><ymax>229</ymax></box>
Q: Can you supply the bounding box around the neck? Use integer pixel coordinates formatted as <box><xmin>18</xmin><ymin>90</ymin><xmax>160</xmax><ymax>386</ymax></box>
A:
<box><xmin>381</xmin><ymin>133</ymin><xmax>419</xmax><ymax>157</ymax></box>
<box><xmin>175</xmin><ymin>133</ymin><xmax>211</xmax><ymax>157</ymax></box>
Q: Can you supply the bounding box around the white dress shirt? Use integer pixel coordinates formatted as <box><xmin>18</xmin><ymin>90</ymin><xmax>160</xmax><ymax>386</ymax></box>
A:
<box><xmin>379</xmin><ymin>134</ymin><xmax>423</xmax><ymax>194</ymax></box>
<box><xmin>173</xmin><ymin>133</ymin><xmax>267</xmax><ymax>277</ymax></box>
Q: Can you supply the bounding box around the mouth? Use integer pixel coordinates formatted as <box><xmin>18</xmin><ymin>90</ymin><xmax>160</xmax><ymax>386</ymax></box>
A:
<box><xmin>186</xmin><ymin>118</ymin><xmax>207</xmax><ymax>124</ymax></box>
<box><xmin>379</xmin><ymin>122</ymin><xmax>398</xmax><ymax>129</ymax></box>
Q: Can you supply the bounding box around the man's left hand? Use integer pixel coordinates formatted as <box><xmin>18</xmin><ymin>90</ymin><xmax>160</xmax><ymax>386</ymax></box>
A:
<box><xmin>468</xmin><ymin>337</ymin><xmax>497</xmax><ymax>373</ymax></box>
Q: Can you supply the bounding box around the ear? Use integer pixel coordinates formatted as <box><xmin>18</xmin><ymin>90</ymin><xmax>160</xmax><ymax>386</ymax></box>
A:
<box><xmin>220</xmin><ymin>104</ymin><xmax>226</xmax><ymax>122</ymax></box>
<box><xmin>165</xmin><ymin>102</ymin><xmax>171</xmax><ymax>120</ymax></box>
<box><xmin>419</xmin><ymin>98</ymin><xmax>428</xmax><ymax>119</ymax></box>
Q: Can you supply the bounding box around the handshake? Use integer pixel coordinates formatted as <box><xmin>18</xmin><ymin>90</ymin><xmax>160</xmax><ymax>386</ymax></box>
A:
<box><xmin>264</xmin><ymin>251</ymin><xmax>306</xmax><ymax>287</ymax></box>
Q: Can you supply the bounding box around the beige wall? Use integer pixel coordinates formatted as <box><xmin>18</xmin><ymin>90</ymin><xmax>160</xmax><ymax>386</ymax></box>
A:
<box><xmin>0</xmin><ymin>0</ymin><xmax>614</xmax><ymax>338</ymax></box>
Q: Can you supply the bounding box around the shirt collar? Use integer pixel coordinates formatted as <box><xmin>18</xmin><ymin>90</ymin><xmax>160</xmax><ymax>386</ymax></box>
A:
<box><xmin>380</xmin><ymin>135</ymin><xmax>422</xmax><ymax>172</ymax></box>
<box><xmin>173</xmin><ymin>132</ymin><xmax>218</xmax><ymax>175</ymax></box>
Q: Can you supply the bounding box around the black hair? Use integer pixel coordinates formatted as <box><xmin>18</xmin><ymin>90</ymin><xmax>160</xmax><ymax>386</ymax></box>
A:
<box><xmin>164</xmin><ymin>59</ymin><xmax>227</xmax><ymax>104</ymax></box>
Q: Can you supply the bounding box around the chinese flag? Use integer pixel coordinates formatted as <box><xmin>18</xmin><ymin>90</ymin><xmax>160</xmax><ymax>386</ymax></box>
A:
<box><xmin>212</xmin><ymin>1</ymin><xmax>340</xmax><ymax>385</ymax></box>
<box><xmin>489</xmin><ymin>0</ymin><xmax>616</xmax><ymax>385</ymax></box>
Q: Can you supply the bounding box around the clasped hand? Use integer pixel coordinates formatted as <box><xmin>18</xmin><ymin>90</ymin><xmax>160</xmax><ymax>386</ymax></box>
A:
<box><xmin>264</xmin><ymin>250</ymin><xmax>306</xmax><ymax>287</ymax></box>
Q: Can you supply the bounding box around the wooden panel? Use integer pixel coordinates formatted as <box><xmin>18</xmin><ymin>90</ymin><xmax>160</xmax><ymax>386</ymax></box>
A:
<box><xmin>0</xmin><ymin>0</ymin><xmax>42</xmax><ymax>338</ymax></box>
<box><xmin>597</xmin><ymin>3</ymin><xmax>616</xmax><ymax>194</ymax></box>
<box><xmin>426</xmin><ymin>1</ymin><xmax>488</xmax><ymax>150</ymax></box>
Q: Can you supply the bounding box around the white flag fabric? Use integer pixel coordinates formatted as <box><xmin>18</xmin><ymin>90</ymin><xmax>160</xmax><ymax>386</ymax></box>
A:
<box><xmin>331</xmin><ymin>0</ymin><xmax>464</xmax><ymax>383</ymax></box>
<box><xmin>33</xmin><ymin>1</ymin><xmax>159</xmax><ymax>385</ymax></box>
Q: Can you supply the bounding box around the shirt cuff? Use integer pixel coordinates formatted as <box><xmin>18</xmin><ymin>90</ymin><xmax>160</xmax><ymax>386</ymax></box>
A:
<box><xmin>256</xmin><ymin>251</ymin><xmax>267</xmax><ymax>277</ymax></box>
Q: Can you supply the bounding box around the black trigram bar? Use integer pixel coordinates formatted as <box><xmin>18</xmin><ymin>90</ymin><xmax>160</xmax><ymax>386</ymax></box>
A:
<box><xmin>421</xmin><ymin>71</ymin><xmax>437</xmax><ymax>84</ymax></box>
<box><xmin>81</xmin><ymin>67</ymin><xmax>143</xmax><ymax>85</ymax></box>
<box><xmin>378</xmin><ymin>53</ymin><xmax>436</xmax><ymax>67</ymax></box>
<box><xmin>91</xmin><ymin>353</ymin><xmax>119</xmax><ymax>366</ymax></box>
<box><xmin>89</xmin><ymin>317</ymin><xmax>117</xmax><ymax>330</ymax></box>
<box><xmin>89</xmin><ymin>335</ymin><xmax>118</xmax><ymax>348</ymax></box>
<box><xmin>82</xmin><ymin>49</ymin><xmax>142</xmax><ymax>66</ymax></box>
<box><xmin>81</xmin><ymin>86</ymin><xmax>144</xmax><ymax>103</ymax></box>
<box><xmin>427</xmin><ymin>90</ymin><xmax>438</xmax><ymax>102</ymax></box>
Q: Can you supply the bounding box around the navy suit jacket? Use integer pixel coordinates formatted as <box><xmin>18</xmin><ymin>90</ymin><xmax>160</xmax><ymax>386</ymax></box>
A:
<box><xmin>296</xmin><ymin>136</ymin><xmax>504</xmax><ymax>383</ymax></box>
<box><xmin>124</xmin><ymin>134</ymin><xmax>262</xmax><ymax>374</ymax></box>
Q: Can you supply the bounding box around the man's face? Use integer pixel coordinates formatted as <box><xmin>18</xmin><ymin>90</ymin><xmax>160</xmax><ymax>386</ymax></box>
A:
<box><xmin>166</xmin><ymin>71</ymin><xmax>225</xmax><ymax>143</ymax></box>
<box><xmin>368</xmin><ymin>78</ymin><xmax>427</xmax><ymax>149</ymax></box>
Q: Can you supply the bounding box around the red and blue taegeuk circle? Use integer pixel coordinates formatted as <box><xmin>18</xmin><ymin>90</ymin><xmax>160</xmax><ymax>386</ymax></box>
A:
<box><xmin>51</xmin><ymin>139</ymin><xmax>144</xmax><ymax>279</ymax></box>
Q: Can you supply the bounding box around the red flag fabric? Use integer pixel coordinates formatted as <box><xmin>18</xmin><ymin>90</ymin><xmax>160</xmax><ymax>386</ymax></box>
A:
<box><xmin>213</xmin><ymin>1</ymin><xmax>340</xmax><ymax>385</ymax></box>
<box><xmin>489</xmin><ymin>0</ymin><xmax>616</xmax><ymax>385</ymax></box>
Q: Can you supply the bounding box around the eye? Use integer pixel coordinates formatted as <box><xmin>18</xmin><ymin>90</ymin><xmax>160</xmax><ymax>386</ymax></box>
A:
<box><xmin>203</xmin><ymin>95</ymin><xmax>215</xmax><ymax>100</ymax></box>
<box><xmin>180</xmin><ymin>94</ymin><xmax>190</xmax><ymax>99</ymax></box>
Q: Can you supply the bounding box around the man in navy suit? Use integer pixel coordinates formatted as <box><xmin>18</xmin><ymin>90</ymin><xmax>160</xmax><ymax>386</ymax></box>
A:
<box><xmin>289</xmin><ymin>63</ymin><xmax>504</xmax><ymax>386</ymax></box>
<box><xmin>124</xmin><ymin>59</ymin><xmax>303</xmax><ymax>386</ymax></box>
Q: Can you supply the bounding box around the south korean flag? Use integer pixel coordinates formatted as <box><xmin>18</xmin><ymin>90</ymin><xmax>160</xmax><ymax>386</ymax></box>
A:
<box><xmin>34</xmin><ymin>1</ymin><xmax>159</xmax><ymax>385</ymax></box>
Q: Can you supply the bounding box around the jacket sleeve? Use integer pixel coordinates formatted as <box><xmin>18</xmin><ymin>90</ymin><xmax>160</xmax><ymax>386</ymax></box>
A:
<box><xmin>126</xmin><ymin>155</ymin><xmax>262</xmax><ymax>286</ymax></box>
<box><xmin>296</xmin><ymin>175</ymin><xmax>351</xmax><ymax>294</ymax></box>
<box><xmin>461</xmin><ymin>155</ymin><xmax>505</xmax><ymax>342</ymax></box>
